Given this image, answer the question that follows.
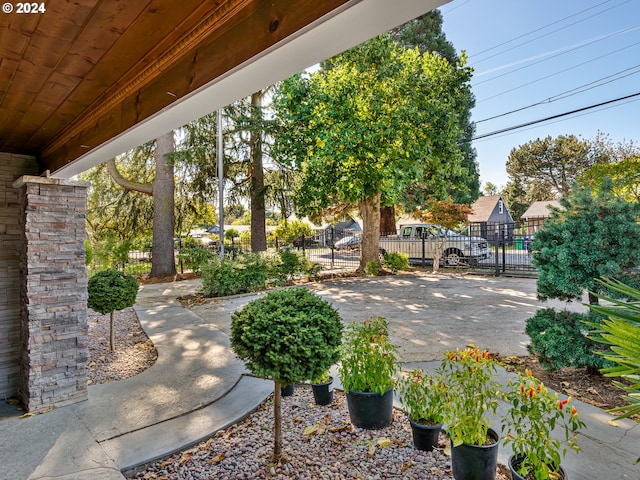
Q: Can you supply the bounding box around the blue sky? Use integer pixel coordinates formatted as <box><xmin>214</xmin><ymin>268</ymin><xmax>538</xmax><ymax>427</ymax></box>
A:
<box><xmin>439</xmin><ymin>0</ymin><xmax>640</xmax><ymax>190</ymax></box>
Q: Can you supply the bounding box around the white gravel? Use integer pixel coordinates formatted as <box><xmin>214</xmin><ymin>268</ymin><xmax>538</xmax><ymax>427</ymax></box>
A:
<box><xmin>88</xmin><ymin>307</ymin><xmax>157</xmax><ymax>385</ymax></box>
<box><xmin>128</xmin><ymin>385</ymin><xmax>462</xmax><ymax>480</ymax></box>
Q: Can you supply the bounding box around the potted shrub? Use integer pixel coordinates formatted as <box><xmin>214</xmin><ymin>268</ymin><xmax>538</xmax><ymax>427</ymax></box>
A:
<box><xmin>439</xmin><ymin>346</ymin><xmax>501</xmax><ymax>480</ymax></box>
<box><xmin>395</xmin><ymin>368</ymin><xmax>449</xmax><ymax>451</ymax></box>
<box><xmin>502</xmin><ymin>369</ymin><xmax>585</xmax><ymax>480</ymax></box>
<box><xmin>310</xmin><ymin>370</ymin><xmax>334</xmax><ymax>406</ymax></box>
<box><xmin>230</xmin><ymin>288</ymin><xmax>342</xmax><ymax>460</ymax></box>
<box><xmin>338</xmin><ymin>317</ymin><xmax>400</xmax><ymax>429</ymax></box>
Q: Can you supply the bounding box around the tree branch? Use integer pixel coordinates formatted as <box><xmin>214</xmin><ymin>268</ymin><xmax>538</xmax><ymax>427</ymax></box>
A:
<box><xmin>106</xmin><ymin>158</ymin><xmax>153</xmax><ymax>196</ymax></box>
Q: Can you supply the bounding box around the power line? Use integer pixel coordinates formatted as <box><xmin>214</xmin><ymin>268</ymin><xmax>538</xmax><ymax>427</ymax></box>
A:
<box><xmin>474</xmin><ymin>23</ymin><xmax>640</xmax><ymax>85</ymax></box>
<box><xmin>476</xmin><ymin>63</ymin><xmax>640</xmax><ymax>123</ymax></box>
<box><xmin>472</xmin><ymin>91</ymin><xmax>640</xmax><ymax>140</ymax></box>
<box><xmin>476</xmin><ymin>38</ymin><xmax>640</xmax><ymax>103</ymax></box>
<box><xmin>471</xmin><ymin>0</ymin><xmax>631</xmax><ymax>64</ymax></box>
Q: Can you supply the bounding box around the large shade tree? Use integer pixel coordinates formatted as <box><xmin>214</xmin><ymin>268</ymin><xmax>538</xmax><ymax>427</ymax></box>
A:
<box><xmin>274</xmin><ymin>34</ymin><xmax>472</xmax><ymax>271</ymax></box>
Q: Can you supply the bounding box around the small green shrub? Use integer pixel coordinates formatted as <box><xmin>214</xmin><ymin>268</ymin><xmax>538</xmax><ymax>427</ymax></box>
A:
<box><xmin>180</xmin><ymin>236</ymin><xmax>203</xmax><ymax>248</ymax></box>
<box><xmin>200</xmin><ymin>253</ymin><xmax>267</xmax><ymax>297</ymax></box>
<box><xmin>178</xmin><ymin>247</ymin><xmax>216</xmax><ymax>274</ymax></box>
<box><xmin>526</xmin><ymin>308</ymin><xmax>611</xmax><ymax>371</ymax></box>
<box><xmin>383</xmin><ymin>252</ymin><xmax>409</xmax><ymax>273</ymax></box>
<box><xmin>87</xmin><ymin>269</ymin><xmax>139</xmax><ymax>352</ymax></box>
<box><xmin>365</xmin><ymin>259</ymin><xmax>379</xmax><ymax>276</ymax></box>
<box><xmin>88</xmin><ymin>269</ymin><xmax>139</xmax><ymax>315</ymax></box>
<box><xmin>225</xmin><ymin>228</ymin><xmax>240</xmax><ymax>242</ymax></box>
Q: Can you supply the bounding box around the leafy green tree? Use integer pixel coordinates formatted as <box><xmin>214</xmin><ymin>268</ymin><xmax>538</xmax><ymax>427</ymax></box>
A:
<box><xmin>88</xmin><ymin>270</ymin><xmax>139</xmax><ymax>352</ymax></box>
<box><xmin>274</xmin><ymin>35</ymin><xmax>472</xmax><ymax>271</ymax></box>
<box><xmin>273</xmin><ymin>219</ymin><xmax>313</xmax><ymax>245</ymax></box>
<box><xmin>506</xmin><ymin>134</ymin><xmax>595</xmax><ymax>198</ymax></box>
<box><xmin>532</xmin><ymin>182</ymin><xmax>640</xmax><ymax>304</ymax></box>
<box><xmin>391</xmin><ymin>10</ymin><xmax>480</xmax><ymax>206</ymax></box>
<box><xmin>581</xmin><ymin>155</ymin><xmax>640</xmax><ymax>203</ymax></box>
<box><xmin>230</xmin><ymin>288</ymin><xmax>342</xmax><ymax>460</ymax></box>
<box><xmin>501</xmin><ymin>177</ymin><xmax>529</xmax><ymax>222</ymax></box>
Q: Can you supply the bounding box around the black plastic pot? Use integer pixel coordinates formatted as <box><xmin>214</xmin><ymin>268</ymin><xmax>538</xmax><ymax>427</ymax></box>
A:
<box><xmin>345</xmin><ymin>387</ymin><xmax>393</xmax><ymax>429</ymax></box>
<box><xmin>408</xmin><ymin>415</ymin><xmax>442</xmax><ymax>452</ymax></box>
<box><xmin>311</xmin><ymin>376</ymin><xmax>334</xmax><ymax>406</ymax></box>
<box><xmin>280</xmin><ymin>383</ymin><xmax>294</xmax><ymax>397</ymax></box>
<box><xmin>508</xmin><ymin>455</ymin><xmax>567</xmax><ymax>480</ymax></box>
<box><xmin>450</xmin><ymin>428</ymin><xmax>499</xmax><ymax>480</ymax></box>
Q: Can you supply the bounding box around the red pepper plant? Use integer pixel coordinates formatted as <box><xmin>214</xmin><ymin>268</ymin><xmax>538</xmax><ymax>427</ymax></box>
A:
<box><xmin>395</xmin><ymin>368</ymin><xmax>450</xmax><ymax>426</ymax></box>
<box><xmin>338</xmin><ymin>317</ymin><xmax>400</xmax><ymax>395</ymax></box>
<box><xmin>438</xmin><ymin>346</ymin><xmax>501</xmax><ymax>447</ymax></box>
<box><xmin>501</xmin><ymin>369</ymin><xmax>585</xmax><ymax>480</ymax></box>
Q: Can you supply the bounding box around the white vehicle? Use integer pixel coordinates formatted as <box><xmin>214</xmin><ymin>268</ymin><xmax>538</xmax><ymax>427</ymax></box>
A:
<box><xmin>379</xmin><ymin>224</ymin><xmax>490</xmax><ymax>266</ymax></box>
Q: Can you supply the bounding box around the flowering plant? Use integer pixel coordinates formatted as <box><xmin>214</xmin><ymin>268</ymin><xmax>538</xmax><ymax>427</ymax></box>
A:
<box><xmin>395</xmin><ymin>368</ymin><xmax>449</xmax><ymax>425</ymax></box>
<box><xmin>439</xmin><ymin>346</ymin><xmax>500</xmax><ymax>446</ymax></box>
<box><xmin>502</xmin><ymin>369</ymin><xmax>585</xmax><ymax>480</ymax></box>
<box><xmin>338</xmin><ymin>317</ymin><xmax>400</xmax><ymax>395</ymax></box>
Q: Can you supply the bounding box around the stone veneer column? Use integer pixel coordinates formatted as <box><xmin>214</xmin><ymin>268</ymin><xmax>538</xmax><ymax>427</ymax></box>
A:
<box><xmin>13</xmin><ymin>176</ymin><xmax>89</xmax><ymax>411</ymax></box>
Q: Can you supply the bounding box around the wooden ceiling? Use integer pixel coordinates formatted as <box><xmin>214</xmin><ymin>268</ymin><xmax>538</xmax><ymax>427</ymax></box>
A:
<box><xmin>0</xmin><ymin>0</ymin><xmax>447</xmax><ymax>176</ymax></box>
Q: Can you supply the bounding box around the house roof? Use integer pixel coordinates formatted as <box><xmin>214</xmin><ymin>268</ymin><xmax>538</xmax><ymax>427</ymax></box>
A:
<box><xmin>468</xmin><ymin>195</ymin><xmax>502</xmax><ymax>222</ymax></box>
<box><xmin>521</xmin><ymin>200</ymin><xmax>563</xmax><ymax>219</ymax></box>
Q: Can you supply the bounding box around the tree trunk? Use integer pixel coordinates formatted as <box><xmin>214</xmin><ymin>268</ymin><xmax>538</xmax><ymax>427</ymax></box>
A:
<box><xmin>109</xmin><ymin>311</ymin><xmax>115</xmax><ymax>352</ymax></box>
<box><xmin>250</xmin><ymin>91</ymin><xmax>267</xmax><ymax>252</ymax></box>
<box><xmin>150</xmin><ymin>132</ymin><xmax>177</xmax><ymax>278</ymax></box>
<box><xmin>359</xmin><ymin>192</ymin><xmax>382</xmax><ymax>272</ymax></box>
<box><xmin>273</xmin><ymin>379</ymin><xmax>282</xmax><ymax>461</ymax></box>
<box><xmin>380</xmin><ymin>206</ymin><xmax>397</xmax><ymax>235</ymax></box>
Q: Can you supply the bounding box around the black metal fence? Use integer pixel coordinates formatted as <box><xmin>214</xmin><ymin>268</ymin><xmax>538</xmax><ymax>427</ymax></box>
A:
<box><xmin>99</xmin><ymin>222</ymin><xmax>537</xmax><ymax>277</ymax></box>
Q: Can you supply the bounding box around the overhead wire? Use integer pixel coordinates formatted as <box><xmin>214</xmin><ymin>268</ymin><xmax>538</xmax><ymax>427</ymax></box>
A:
<box><xmin>476</xmin><ymin>38</ymin><xmax>640</xmax><ymax>103</ymax></box>
<box><xmin>476</xmin><ymin>63</ymin><xmax>640</xmax><ymax>123</ymax></box>
<box><xmin>474</xmin><ymin>23</ymin><xmax>640</xmax><ymax>85</ymax></box>
<box><xmin>471</xmin><ymin>0</ymin><xmax>632</xmax><ymax>64</ymax></box>
<box><xmin>472</xmin><ymin>91</ymin><xmax>640</xmax><ymax>140</ymax></box>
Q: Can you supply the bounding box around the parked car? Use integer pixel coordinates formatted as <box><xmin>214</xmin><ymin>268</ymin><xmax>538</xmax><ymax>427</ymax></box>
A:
<box><xmin>333</xmin><ymin>234</ymin><xmax>362</xmax><ymax>251</ymax></box>
<box><xmin>380</xmin><ymin>224</ymin><xmax>490</xmax><ymax>266</ymax></box>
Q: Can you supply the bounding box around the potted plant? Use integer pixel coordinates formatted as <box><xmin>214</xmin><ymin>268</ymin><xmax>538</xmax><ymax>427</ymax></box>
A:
<box><xmin>310</xmin><ymin>370</ymin><xmax>334</xmax><ymax>406</ymax></box>
<box><xmin>439</xmin><ymin>346</ymin><xmax>501</xmax><ymax>480</ymax></box>
<box><xmin>395</xmin><ymin>368</ymin><xmax>449</xmax><ymax>451</ymax></box>
<box><xmin>338</xmin><ymin>317</ymin><xmax>400</xmax><ymax>429</ymax></box>
<box><xmin>502</xmin><ymin>369</ymin><xmax>585</xmax><ymax>480</ymax></box>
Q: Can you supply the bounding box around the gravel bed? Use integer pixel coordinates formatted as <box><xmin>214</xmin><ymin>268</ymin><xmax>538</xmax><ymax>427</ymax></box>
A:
<box><xmin>88</xmin><ymin>307</ymin><xmax>157</xmax><ymax>385</ymax></box>
<box><xmin>128</xmin><ymin>385</ymin><xmax>507</xmax><ymax>480</ymax></box>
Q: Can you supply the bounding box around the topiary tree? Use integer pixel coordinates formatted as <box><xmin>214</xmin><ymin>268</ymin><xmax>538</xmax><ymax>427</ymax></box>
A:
<box><xmin>88</xmin><ymin>269</ymin><xmax>139</xmax><ymax>352</ymax></box>
<box><xmin>230</xmin><ymin>288</ymin><xmax>342</xmax><ymax>460</ymax></box>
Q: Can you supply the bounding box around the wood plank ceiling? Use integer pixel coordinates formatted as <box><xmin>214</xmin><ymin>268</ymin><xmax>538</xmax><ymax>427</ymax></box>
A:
<box><xmin>1</xmin><ymin>0</ymin><xmax>448</xmax><ymax>176</ymax></box>
<box><xmin>0</xmin><ymin>0</ymin><xmax>351</xmax><ymax>173</ymax></box>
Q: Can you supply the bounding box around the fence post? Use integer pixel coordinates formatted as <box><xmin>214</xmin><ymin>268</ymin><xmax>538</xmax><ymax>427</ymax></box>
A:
<box><xmin>330</xmin><ymin>226</ymin><xmax>335</xmax><ymax>269</ymax></box>
<box><xmin>421</xmin><ymin>231</ymin><xmax>426</xmax><ymax>268</ymax></box>
<box><xmin>494</xmin><ymin>239</ymin><xmax>500</xmax><ymax>277</ymax></box>
<box><xmin>301</xmin><ymin>234</ymin><xmax>306</xmax><ymax>254</ymax></box>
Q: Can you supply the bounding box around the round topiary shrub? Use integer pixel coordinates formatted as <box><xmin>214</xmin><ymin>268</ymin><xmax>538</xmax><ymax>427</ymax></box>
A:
<box><xmin>230</xmin><ymin>287</ymin><xmax>342</xmax><ymax>459</ymax></box>
<box><xmin>88</xmin><ymin>269</ymin><xmax>139</xmax><ymax>352</ymax></box>
<box><xmin>525</xmin><ymin>308</ymin><xmax>611</xmax><ymax>372</ymax></box>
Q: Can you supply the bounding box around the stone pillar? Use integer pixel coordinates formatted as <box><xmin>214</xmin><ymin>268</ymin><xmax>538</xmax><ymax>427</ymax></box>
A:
<box><xmin>13</xmin><ymin>176</ymin><xmax>89</xmax><ymax>412</ymax></box>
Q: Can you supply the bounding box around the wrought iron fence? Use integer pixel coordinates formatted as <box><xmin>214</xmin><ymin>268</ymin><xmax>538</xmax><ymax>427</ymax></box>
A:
<box><xmin>90</xmin><ymin>222</ymin><xmax>537</xmax><ymax>278</ymax></box>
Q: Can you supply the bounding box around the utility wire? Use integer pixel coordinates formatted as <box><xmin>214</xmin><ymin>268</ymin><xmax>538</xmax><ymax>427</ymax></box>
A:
<box><xmin>473</xmin><ymin>95</ymin><xmax>640</xmax><ymax>143</ymax></box>
<box><xmin>475</xmin><ymin>23</ymin><xmax>640</xmax><ymax>85</ymax></box>
<box><xmin>477</xmin><ymin>38</ymin><xmax>640</xmax><ymax>103</ymax></box>
<box><xmin>476</xmin><ymin>63</ymin><xmax>640</xmax><ymax>123</ymax></box>
<box><xmin>471</xmin><ymin>0</ymin><xmax>631</xmax><ymax>64</ymax></box>
<box><xmin>472</xmin><ymin>91</ymin><xmax>640</xmax><ymax>140</ymax></box>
